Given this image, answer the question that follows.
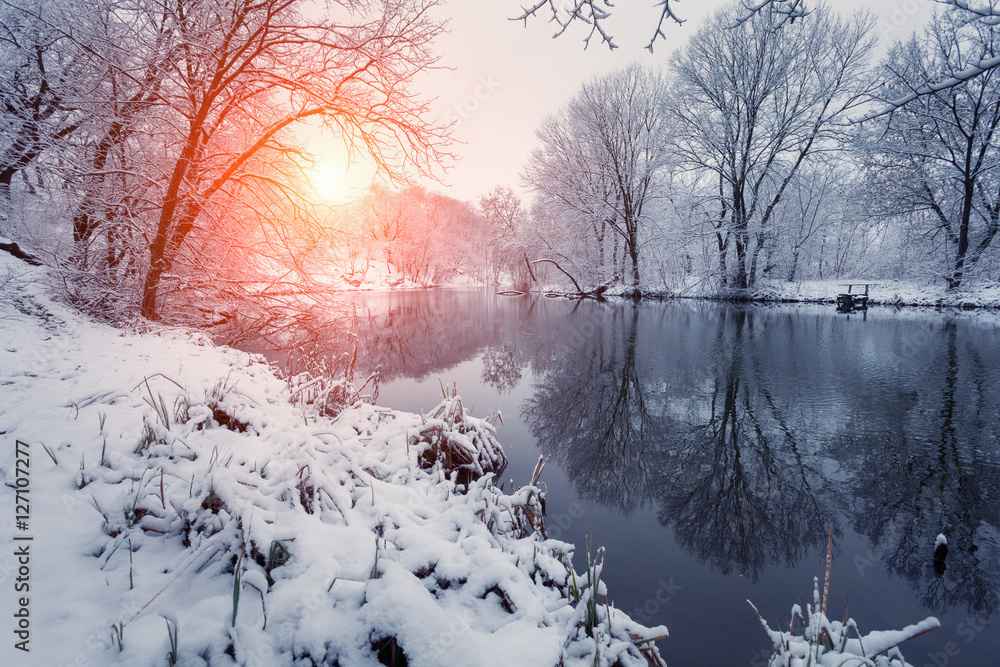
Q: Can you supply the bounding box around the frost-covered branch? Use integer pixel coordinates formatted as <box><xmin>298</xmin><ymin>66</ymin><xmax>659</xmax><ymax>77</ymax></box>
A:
<box><xmin>855</xmin><ymin>52</ymin><xmax>1000</xmax><ymax>123</ymax></box>
<box><xmin>513</xmin><ymin>0</ymin><xmax>622</xmax><ymax>49</ymax></box>
<box><xmin>935</xmin><ymin>0</ymin><xmax>1000</xmax><ymax>25</ymax></box>
<box><xmin>645</xmin><ymin>1</ymin><xmax>686</xmax><ymax>52</ymax></box>
<box><xmin>731</xmin><ymin>0</ymin><xmax>809</xmax><ymax>27</ymax></box>
<box><xmin>856</xmin><ymin>1</ymin><xmax>1000</xmax><ymax>120</ymax></box>
<box><xmin>514</xmin><ymin>1</ymin><xmax>816</xmax><ymax>51</ymax></box>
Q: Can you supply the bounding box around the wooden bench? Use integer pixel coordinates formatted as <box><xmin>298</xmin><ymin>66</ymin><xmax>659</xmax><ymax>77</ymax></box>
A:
<box><xmin>836</xmin><ymin>283</ymin><xmax>875</xmax><ymax>311</ymax></box>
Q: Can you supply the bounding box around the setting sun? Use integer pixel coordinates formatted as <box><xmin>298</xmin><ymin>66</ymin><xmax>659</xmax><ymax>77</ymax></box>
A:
<box><xmin>294</xmin><ymin>117</ymin><xmax>367</xmax><ymax>205</ymax></box>
<box><xmin>311</xmin><ymin>161</ymin><xmax>342</xmax><ymax>193</ymax></box>
<box><xmin>307</xmin><ymin>150</ymin><xmax>351</xmax><ymax>203</ymax></box>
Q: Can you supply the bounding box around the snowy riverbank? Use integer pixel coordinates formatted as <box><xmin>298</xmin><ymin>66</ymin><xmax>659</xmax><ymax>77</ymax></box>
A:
<box><xmin>0</xmin><ymin>254</ymin><xmax>666</xmax><ymax>667</ymax></box>
<box><xmin>650</xmin><ymin>278</ymin><xmax>1000</xmax><ymax>309</ymax></box>
<box><xmin>518</xmin><ymin>275</ymin><xmax>1000</xmax><ymax>309</ymax></box>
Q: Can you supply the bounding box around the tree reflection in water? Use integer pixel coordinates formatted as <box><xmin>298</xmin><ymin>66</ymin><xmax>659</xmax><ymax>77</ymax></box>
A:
<box><xmin>523</xmin><ymin>305</ymin><xmax>657</xmax><ymax>514</ymax></box>
<box><xmin>841</xmin><ymin>319</ymin><xmax>1000</xmax><ymax>617</ymax></box>
<box><xmin>652</xmin><ymin>310</ymin><xmax>831</xmax><ymax>581</ymax></box>
<box><xmin>521</xmin><ymin>302</ymin><xmax>1000</xmax><ymax>612</ymax></box>
<box><xmin>232</xmin><ymin>291</ymin><xmax>1000</xmax><ymax>617</ymax></box>
<box><xmin>481</xmin><ymin>344</ymin><xmax>523</xmax><ymax>394</ymax></box>
<box><xmin>523</xmin><ymin>306</ymin><xmax>829</xmax><ymax>581</ymax></box>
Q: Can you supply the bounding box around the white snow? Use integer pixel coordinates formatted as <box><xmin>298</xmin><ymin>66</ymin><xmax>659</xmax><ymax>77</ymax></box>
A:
<box><xmin>0</xmin><ymin>253</ymin><xmax>666</xmax><ymax>666</ymax></box>
<box><xmin>750</xmin><ymin>586</ymin><xmax>940</xmax><ymax>667</ymax></box>
<box><xmin>639</xmin><ymin>277</ymin><xmax>1000</xmax><ymax>309</ymax></box>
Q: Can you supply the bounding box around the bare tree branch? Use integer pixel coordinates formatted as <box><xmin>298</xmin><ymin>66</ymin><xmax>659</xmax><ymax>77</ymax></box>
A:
<box><xmin>512</xmin><ymin>0</ymin><xmax>814</xmax><ymax>52</ymax></box>
<box><xmin>854</xmin><ymin>52</ymin><xmax>1000</xmax><ymax>123</ymax></box>
<box><xmin>935</xmin><ymin>0</ymin><xmax>1000</xmax><ymax>24</ymax></box>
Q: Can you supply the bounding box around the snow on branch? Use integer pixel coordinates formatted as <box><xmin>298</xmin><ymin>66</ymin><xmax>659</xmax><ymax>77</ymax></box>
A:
<box><xmin>645</xmin><ymin>1</ymin><xmax>686</xmax><ymax>53</ymax></box>
<box><xmin>731</xmin><ymin>0</ymin><xmax>809</xmax><ymax>27</ymax></box>
<box><xmin>513</xmin><ymin>0</ymin><xmax>685</xmax><ymax>51</ymax></box>
<box><xmin>935</xmin><ymin>0</ymin><xmax>1000</xmax><ymax>26</ymax></box>
<box><xmin>513</xmin><ymin>0</ymin><xmax>814</xmax><ymax>51</ymax></box>
<box><xmin>853</xmin><ymin>53</ymin><xmax>1000</xmax><ymax>123</ymax></box>
<box><xmin>513</xmin><ymin>0</ymin><xmax>624</xmax><ymax>50</ymax></box>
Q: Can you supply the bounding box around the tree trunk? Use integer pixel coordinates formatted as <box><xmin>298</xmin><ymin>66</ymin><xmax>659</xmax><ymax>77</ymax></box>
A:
<box><xmin>140</xmin><ymin>259</ymin><xmax>165</xmax><ymax>320</ymax></box>
<box><xmin>716</xmin><ymin>231</ymin><xmax>729</xmax><ymax>287</ymax></box>
<box><xmin>140</xmin><ymin>196</ymin><xmax>198</xmax><ymax>320</ymax></box>
<box><xmin>628</xmin><ymin>238</ymin><xmax>641</xmax><ymax>286</ymax></box>
<box><xmin>948</xmin><ymin>181</ymin><xmax>976</xmax><ymax>290</ymax></box>
<box><xmin>0</xmin><ymin>169</ymin><xmax>14</xmax><ymax>224</ymax></box>
<box><xmin>734</xmin><ymin>231</ymin><xmax>750</xmax><ymax>290</ymax></box>
<box><xmin>787</xmin><ymin>248</ymin><xmax>800</xmax><ymax>283</ymax></box>
<box><xmin>595</xmin><ymin>220</ymin><xmax>606</xmax><ymax>275</ymax></box>
<box><xmin>0</xmin><ymin>168</ymin><xmax>14</xmax><ymax>200</ymax></box>
<box><xmin>748</xmin><ymin>229</ymin><xmax>766</xmax><ymax>288</ymax></box>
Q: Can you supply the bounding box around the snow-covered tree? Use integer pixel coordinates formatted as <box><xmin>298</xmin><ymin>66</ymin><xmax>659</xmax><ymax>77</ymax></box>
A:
<box><xmin>515</xmin><ymin>1</ymin><xmax>1000</xmax><ymax>117</ymax></box>
<box><xmin>0</xmin><ymin>0</ymin><xmax>88</xmax><ymax>224</ymax></box>
<box><xmin>523</xmin><ymin>63</ymin><xmax>670</xmax><ymax>292</ymax></box>
<box><xmin>1</xmin><ymin>0</ymin><xmax>449</xmax><ymax>320</ymax></box>
<box><xmin>478</xmin><ymin>184</ymin><xmax>530</xmax><ymax>286</ymax></box>
<box><xmin>864</xmin><ymin>9</ymin><xmax>1000</xmax><ymax>289</ymax></box>
<box><xmin>129</xmin><ymin>0</ymin><xmax>448</xmax><ymax>319</ymax></box>
<box><xmin>859</xmin><ymin>0</ymin><xmax>1000</xmax><ymax>118</ymax></box>
<box><xmin>669</xmin><ymin>3</ymin><xmax>876</xmax><ymax>289</ymax></box>
<box><xmin>328</xmin><ymin>185</ymin><xmax>481</xmax><ymax>287</ymax></box>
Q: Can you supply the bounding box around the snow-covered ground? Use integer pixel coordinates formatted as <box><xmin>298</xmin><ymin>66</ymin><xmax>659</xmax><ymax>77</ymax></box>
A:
<box><xmin>653</xmin><ymin>277</ymin><xmax>1000</xmax><ymax>308</ymax></box>
<box><xmin>748</xmin><ymin>278</ymin><xmax>1000</xmax><ymax>308</ymax></box>
<box><xmin>0</xmin><ymin>253</ymin><xmax>666</xmax><ymax>667</ymax></box>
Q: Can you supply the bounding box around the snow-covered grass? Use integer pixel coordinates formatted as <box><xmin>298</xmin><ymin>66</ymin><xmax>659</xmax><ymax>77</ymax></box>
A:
<box><xmin>750</xmin><ymin>594</ymin><xmax>939</xmax><ymax>667</ymax></box>
<box><xmin>749</xmin><ymin>531</ymin><xmax>939</xmax><ymax>667</ymax></box>
<box><xmin>0</xmin><ymin>253</ymin><xmax>667</xmax><ymax>667</ymax></box>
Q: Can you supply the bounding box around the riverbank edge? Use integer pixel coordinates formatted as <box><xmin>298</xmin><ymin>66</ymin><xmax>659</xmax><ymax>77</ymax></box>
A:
<box><xmin>0</xmin><ymin>254</ymin><xmax>668</xmax><ymax>667</ymax></box>
<box><xmin>535</xmin><ymin>283</ymin><xmax>1000</xmax><ymax>310</ymax></box>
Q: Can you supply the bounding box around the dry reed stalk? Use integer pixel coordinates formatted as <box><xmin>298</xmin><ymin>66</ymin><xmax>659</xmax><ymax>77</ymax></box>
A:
<box><xmin>821</xmin><ymin>524</ymin><xmax>833</xmax><ymax>616</ymax></box>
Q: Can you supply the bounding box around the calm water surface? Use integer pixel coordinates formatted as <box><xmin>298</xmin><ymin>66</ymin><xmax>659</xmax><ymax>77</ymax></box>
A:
<box><xmin>238</xmin><ymin>290</ymin><xmax>1000</xmax><ymax>667</ymax></box>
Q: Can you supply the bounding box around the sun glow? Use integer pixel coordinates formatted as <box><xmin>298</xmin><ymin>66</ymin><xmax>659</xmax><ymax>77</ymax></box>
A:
<box><xmin>307</xmin><ymin>152</ymin><xmax>352</xmax><ymax>204</ymax></box>
<box><xmin>312</xmin><ymin>161</ymin><xmax>343</xmax><ymax>193</ymax></box>
<box><xmin>297</xmin><ymin>119</ymin><xmax>384</xmax><ymax>206</ymax></box>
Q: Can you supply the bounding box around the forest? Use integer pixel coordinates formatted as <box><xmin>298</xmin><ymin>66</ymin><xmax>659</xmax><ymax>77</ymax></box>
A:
<box><xmin>3</xmin><ymin>0</ymin><xmax>1000</xmax><ymax>325</ymax></box>
<box><xmin>4</xmin><ymin>2</ymin><xmax>999</xmax><ymax>666</ymax></box>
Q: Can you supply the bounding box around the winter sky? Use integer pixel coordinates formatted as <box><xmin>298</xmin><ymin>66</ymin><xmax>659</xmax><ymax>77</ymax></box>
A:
<box><xmin>313</xmin><ymin>0</ymin><xmax>938</xmax><ymax>204</ymax></box>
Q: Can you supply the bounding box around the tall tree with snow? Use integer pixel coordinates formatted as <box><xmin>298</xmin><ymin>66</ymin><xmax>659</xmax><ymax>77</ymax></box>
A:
<box><xmin>523</xmin><ymin>63</ymin><xmax>670</xmax><ymax>293</ymax></box>
<box><xmin>1</xmin><ymin>0</ymin><xmax>448</xmax><ymax>320</ymax></box>
<box><xmin>479</xmin><ymin>184</ymin><xmax>528</xmax><ymax>286</ymax></box>
<box><xmin>131</xmin><ymin>0</ymin><xmax>448</xmax><ymax>319</ymax></box>
<box><xmin>668</xmin><ymin>2</ymin><xmax>876</xmax><ymax>289</ymax></box>
<box><xmin>0</xmin><ymin>0</ymin><xmax>88</xmax><ymax>224</ymax></box>
<box><xmin>863</xmin><ymin>9</ymin><xmax>1000</xmax><ymax>290</ymax></box>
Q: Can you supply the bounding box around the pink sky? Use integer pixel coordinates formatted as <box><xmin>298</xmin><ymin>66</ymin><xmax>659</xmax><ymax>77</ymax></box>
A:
<box><xmin>313</xmin><ymin>0</ymin><xmax>937</xmax><ymax>205</ymax></box>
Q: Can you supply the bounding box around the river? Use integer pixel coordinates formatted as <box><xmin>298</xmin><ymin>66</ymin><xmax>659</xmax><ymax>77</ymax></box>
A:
<box><xmin>234</xmin><ymin>289</ymin><xmax>1000</xmax><ymax>667</ymax></box>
